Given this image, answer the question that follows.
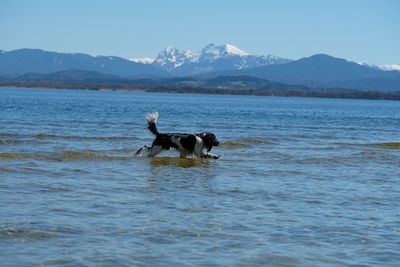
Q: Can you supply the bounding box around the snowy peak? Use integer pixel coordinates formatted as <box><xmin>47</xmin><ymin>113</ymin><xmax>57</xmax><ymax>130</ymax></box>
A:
<box><xmin>358</xmin><ymin>62</ymin><xmax>400</xmax><ymax>72</ymax></box>
<box><xmin>200</xmin><ymin>43</ymin><xmax>249</xmax><ymax>60</ymax></box>
<box><xmin>155</xmin><ymin>46</ymin><xmax>195</xmax><ymax>61</ymax></box>
<box><xmin>153</xmin><ymin>46</ymin><xmax>195</xmax><ymax>71</ymax></box>
<box><xmin>129</xmin><ymin>57</ymin><xmax>155</xmax><ymax>64</ymax></box>
<box><xmin>224</xmin><ymin>44</ymin><xmax>249</xmax><ymax>56</ymax></box>
<box><xmin>379</xmin><ymin>64</ymin><xmax>400</xmax><ymax>71</ymax></box>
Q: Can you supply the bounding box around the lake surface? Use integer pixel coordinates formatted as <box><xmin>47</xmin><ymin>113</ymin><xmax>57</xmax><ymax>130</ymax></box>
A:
<box><xmin>1</xmin><ymin>87</ymin><xmax>399</xmax><ymax>266</ymax></box>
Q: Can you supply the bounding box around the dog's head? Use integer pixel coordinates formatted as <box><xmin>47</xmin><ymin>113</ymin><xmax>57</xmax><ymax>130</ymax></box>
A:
<box><xmin>198</xmin><ymin>132</ymin><xmax>219</xmax><ymax>152</ymax></box>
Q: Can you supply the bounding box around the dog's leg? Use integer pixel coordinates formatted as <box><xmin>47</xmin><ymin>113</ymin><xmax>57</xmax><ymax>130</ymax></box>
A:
<box><xmin>179</xmin><ymin>150</ymin><xmax>188</xmax><ymax>158</ymax></box>
<box><xmin>148</xmin><ymin>145</ymin><xmax>163</xmax><ymax>157</ymax></box>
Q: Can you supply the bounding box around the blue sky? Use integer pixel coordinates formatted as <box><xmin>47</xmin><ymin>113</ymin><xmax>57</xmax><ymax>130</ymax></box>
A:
<box><xmin>1</xmin><ymin>0</ymin><xmax>399</xmax><ymax>64</ymax></box>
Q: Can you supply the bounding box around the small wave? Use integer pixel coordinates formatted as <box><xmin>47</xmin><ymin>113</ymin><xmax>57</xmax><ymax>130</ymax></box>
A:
<box><xmin>220</xmin><ymin>137</ymin><xmax>270</xmax><ymax>149</ymax></box>
<box><xmin>374</xmin><ymin>142</ymin><xmax>400</xmax><ymax>149</ymax></box>
<box><xmin>0</xmin><ymin>153</ymin><xmax>30</xmax><ymax>159</ymax></box>
<box><xmin>0</xmin><ymin>151</ymin><xmax>133</xmax><ymax>161</ymax></box>
<box><xmin>0</xmin><ymin>140</ymin><xmax>19</xmax><ymax>145</ymax></box>
<box><xmin>0</xmin><ymin>166</ymin><xmax>12</xmax><ymax>172</ymax></box>
<box><xmin>35</xmin><ymin>133</ymin><xmax>136</xmax><ymax>141</ymax></box>
<box><xmin>0</xmin><ymin>133</ymin><xmax>18</xmax><ymax>138</ymax></box>
<box><xmin>40</xmin><ymin>187</ymin><xmax>71</xmax><ymax>193</ymax></box>
<box><xmin>45</xmin><ymin>151</ymin><xmax>132</xmax><ymax>161</ymax></box>
<box><xmin>335</xmin><ymin>142</ymin><xmax>400</xmax><ymax>150</ymax></box>
<box><xmin>0</xmin><ymin>139</ymin><xmax>44</xmax><ymax>145</ymax></box>
<box><xmin>239</xmin><ymin>137</ymin><xmax>267</xmax><ymax>144</ymax></box>
<box><xmin>220</xmin><ymin>140</ymin><xmax>249</xmax><ymax>149</ymax></box>
<box><xmin>0</xmin><ymin>227</ymin><xmax>56</xmax><ymax>241</ymax></box>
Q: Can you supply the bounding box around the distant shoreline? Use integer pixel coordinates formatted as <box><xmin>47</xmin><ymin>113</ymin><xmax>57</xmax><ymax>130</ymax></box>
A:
<box><xmin>1</xmin><ymin>82</ymin><xmax>399</xmax><ymax>101</ymax></box>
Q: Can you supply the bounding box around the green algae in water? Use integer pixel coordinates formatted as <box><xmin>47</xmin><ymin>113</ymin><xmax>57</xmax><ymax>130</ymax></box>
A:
<box><xmin>0</xmin><ymin>153</ymin><xmax>30</xmax><ymax>159</ymax></box>
<box><xmin>375</xmin><ymin>142</ymin><xmax>400</xmax><ymax>149</ymax></box>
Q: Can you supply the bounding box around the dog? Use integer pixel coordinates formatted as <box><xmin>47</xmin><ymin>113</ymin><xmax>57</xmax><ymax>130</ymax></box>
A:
<box><xmin>135</xmin><ymin>112</ymin><xmax>220</xmax><ymax>159</ymax></box>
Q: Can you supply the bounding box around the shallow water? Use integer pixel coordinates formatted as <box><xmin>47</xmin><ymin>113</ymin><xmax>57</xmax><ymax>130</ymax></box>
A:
<box><xmin>1</xmin><ymin>88</ymin><xmax>399</xmax><ymax>266</ymax></box>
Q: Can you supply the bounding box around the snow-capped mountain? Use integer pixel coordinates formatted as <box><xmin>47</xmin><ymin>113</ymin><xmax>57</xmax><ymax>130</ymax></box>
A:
<box><xmin>149</xmin><ymin>43</ymin><xmax>291</xmax><ymax>76</ymax></box>
<box><xmin>1</xmin><ymin>48</ymin><xmax>399</xmax><ymax>92</ymax></box>
<box><xmin>152</xmin><ymin>46</ymin><xmax>195</xmax><ymax>72</ymax></box>
<box><xmin>358</xmin><ymin>62</ymin><xmax>400</xmax><ymax>72</ymax></box>
<box><xmin>129</xmin><ymin>57</ymin><xmax>155</xmax><ymax>64</ymax></box>
<box><xmin>358</xmin><ymin>62</ymin><xmax>380</xmax><ymax>70</ymax></box>
<box><xmin>199</xmin><ymin>43</ymin><xmax>249</xmax><ymax>62</ymax></box>
<box><xmin>379</xmin><ymin>64</ymin><xmax>400</xmax><ymax>71</ymax></box>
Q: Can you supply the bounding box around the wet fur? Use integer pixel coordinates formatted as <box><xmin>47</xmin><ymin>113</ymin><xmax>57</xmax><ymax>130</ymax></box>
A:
<box><xmin>136</xmin><ymin>112</ymin><xmax>220</xmax><ymax>159</ymax></box>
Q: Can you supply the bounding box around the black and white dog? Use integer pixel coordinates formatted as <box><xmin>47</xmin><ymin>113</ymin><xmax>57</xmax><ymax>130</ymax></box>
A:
<box><xmin>135</xmin><ymin>112</ymin><xmax>220</xmax><ymax>159</ymax></box>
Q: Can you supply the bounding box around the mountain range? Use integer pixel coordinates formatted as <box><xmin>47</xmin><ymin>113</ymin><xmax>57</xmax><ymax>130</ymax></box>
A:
<box><xmin>0</xmin><ymin>49</ymin><xmax>166</xmax><ymax>78</ymax></box>
<box><xmin>204</xmin><ymin>54</ymin><xmax>400</xmax><ymax>91</ymax></box>
<box><xmin>147</xmin><ymin>43</ymin><xmax>291</xmax><ymax>76</ymax></box>
<box><xmin>1</xmin><ymin>44</ymin><xmax>399</xmax><ymax>92</ymax></box>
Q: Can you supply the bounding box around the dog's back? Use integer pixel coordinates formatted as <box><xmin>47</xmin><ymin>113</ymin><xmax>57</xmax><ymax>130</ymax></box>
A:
<box><xmin>136</xmin><ymin>112</ymin><xmax>219</xmax><ymax>159</ymax></box>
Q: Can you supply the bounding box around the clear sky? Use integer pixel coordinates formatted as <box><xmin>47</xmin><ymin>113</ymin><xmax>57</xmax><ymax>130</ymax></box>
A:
<box><xmin>1</xmin><ymin>0</ymin><xmax>399</xmax><ymax>64</ymax></box>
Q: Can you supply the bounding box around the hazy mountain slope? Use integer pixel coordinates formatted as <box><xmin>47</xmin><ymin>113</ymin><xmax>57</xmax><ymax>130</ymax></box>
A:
<box><xmin>203</xmin><ymin>54</ymin><xmax>400</xmax><ymax>91</ymax></box>
<box><xmin>0</xmin><ymin>49</ymin><xmax>167</xmax><ymax>77</ymax></box>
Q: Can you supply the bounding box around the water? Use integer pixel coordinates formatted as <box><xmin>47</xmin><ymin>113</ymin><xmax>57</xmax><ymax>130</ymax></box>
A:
<box><xmin>1</xmin><ymin>87</ymin><xmax>399</xmax><ymax>266</ymax></box>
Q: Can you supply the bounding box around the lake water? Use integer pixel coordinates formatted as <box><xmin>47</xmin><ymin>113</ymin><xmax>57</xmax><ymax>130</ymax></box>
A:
<box><xmin>1</xmin><ymin>87</ymin><xmax>399</xmax><ymax>266</ymax></box>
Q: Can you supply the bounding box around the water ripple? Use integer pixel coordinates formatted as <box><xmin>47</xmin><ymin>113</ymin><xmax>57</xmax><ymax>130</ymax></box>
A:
<box><xmin>1</xmin><ymin>89</ymin><xmax>400</xmax><ymax>266</ymax></box>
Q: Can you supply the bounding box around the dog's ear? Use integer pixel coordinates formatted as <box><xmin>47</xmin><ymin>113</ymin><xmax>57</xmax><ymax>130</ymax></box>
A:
<box><xmin>199</xmin><ymin>132</ymin><xmax>215</xmax><ymax>152</ymax></box>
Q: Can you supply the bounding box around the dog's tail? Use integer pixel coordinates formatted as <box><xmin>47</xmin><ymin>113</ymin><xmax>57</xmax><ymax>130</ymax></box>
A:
<box><xmin>146</xmin><ymin>112</ymin><xmax>159</xmax><ymax>136</ymax></box>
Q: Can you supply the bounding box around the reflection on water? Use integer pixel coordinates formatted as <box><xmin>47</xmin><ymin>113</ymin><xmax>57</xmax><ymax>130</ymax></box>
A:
<box><xmin>1</xmin><ymin>88</ymin><xmax>400</xmax><ymax>266</ymax></box>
